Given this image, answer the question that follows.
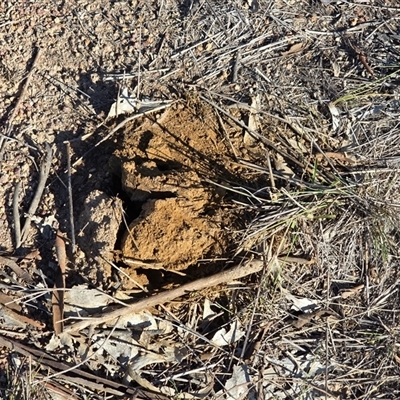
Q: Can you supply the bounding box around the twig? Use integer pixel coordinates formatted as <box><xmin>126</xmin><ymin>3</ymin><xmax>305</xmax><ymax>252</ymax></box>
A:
<box><xmin>64</xmin><ymin>258</ymin><xmax>264</xmax><ymax>333</ymax></box>
<box><xmin>53</xmin><ymin>231</ymin><xmax>66</xmax><ymax>334</ymax></box>
<box><xmin>0</xmin><ymin>304</ymin><xmax>44</xmax><ymax>329</ymax></box>
<box><xmin>0</xmin><ymin>47</ymin><xmax>43</xmax><ymax>160</ymax></box>
<box><xmin>20</xmin><ymin>144</ymin><xmax>53</xmax><ymax>246</ymax></box>
<box><xmin>65</xmin><ymin>142</ymin><xmax>76</xmax><ymax>253</ymax></box>
<box><xmin>265</xmin><ymin>149</ymin><xmax>276</xmax><ymax>190</ymax></box>
<box><xmin>137</xmin><ymin>24</ymin><xmax>142</xmax><ymax>99</ymax></box>
<box><xmin>240</xmin><ymin>247</ymin><xmax>270</xmax><ymax>359</ymax></box>
<box><xmin>13</xmin><ymin>181</ymin><xmax>21</xmax><ymax>249</ymax></box>
<box><xmin>5</xmin><ymin>47</ymin><xmax>43</xmax><ymax>133</ymax></box>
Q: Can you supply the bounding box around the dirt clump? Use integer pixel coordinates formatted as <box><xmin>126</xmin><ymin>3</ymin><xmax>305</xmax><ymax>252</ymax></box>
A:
<box><xmin>76</xmin><ymin>190</ymin><xmax>122</xmax><ymax>285</ymax></box>
<box><xmin>113</xmin><ymin>103</ymin><xmax>242</xmax><ymax>284</ymax></box>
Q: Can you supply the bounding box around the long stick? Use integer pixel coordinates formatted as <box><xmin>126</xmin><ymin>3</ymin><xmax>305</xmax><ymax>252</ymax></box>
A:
<box><xmin>65</xmin><ymin>142</ymin><xmax>76</xmax><ymax>253</ymax></box>
<box><xmin>12</xmin><ymin>182</ymin><xmax>21</xmax><ymax>248</ymax></box>
<box><xmin>6</xmin><ymin>47</ymin><xmax>43</xmax><ymax>132</ymax></box>
<box><xmin>64</xmin><ymin>259</ymin><xmax>264</xmax><ymax>333</ymax></box>
<box><xmin>0</xmin><ymin>47</ymin><xmax>43</xmax><ymax>160</ymax></box>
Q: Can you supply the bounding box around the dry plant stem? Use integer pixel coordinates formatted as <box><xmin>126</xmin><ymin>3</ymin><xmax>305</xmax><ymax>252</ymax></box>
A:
<box><xmin>5</xmin><ymin>47</ymin><xmax>43</xmax><ymax>131</ymax></box>
<box><xmin>65</xmin><ymin>142</ymin><xmax>76</xmax><ymax>253</ymax></box>
<box><xmin>346</xmin><ymin>38</ymin><xmax>375</xmax><ymax>78</ymax></box>
<box><xmin>20</xmin><ymin>144</ymin><xmax>53</xmax><ymax>246</ymax></box>
<box><xmin>0</xmin><ymin>47</ymin><xmax>43</xmax><ymax>159</ymax></box>
<box><xmin>64</xmin><ymin>259</ymin><xmax>264</xmax><ymax>333</ymax></box>
<box><xmin>12</xmin><ymin>181</ymin><xmax>21</xmax><ymax>249</ymax></box>
<box><xmin>232</xmin><ymin>50</ymin><xmax>241</xmax><ymax>83</ymax></box>
<box><xmin>265</xmin><ymin>149</ymin><xmax>275</xmax><ymax>190</ymax></box>
<box><xmin>240</xmin><ymin>254</ymin><xmax>269</xmax><ymax>359</ymax></box>
<box><xmin>52</xmin><ymin>231</ymin><xmax>66</xmax><ymax>334</ymax></box>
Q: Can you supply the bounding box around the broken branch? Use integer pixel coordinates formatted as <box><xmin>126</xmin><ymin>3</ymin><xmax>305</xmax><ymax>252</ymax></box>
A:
<box><xmin>64</xmin><ymin>258</ymin><xmax>264</xmax><ymax>333</ymax></box>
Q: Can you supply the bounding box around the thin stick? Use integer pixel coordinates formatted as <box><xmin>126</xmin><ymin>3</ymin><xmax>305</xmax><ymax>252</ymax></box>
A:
<box><xmin>240</xmin><ymin>248</ymin><xmax>269</xmax><ymax>360</ymax></box>
<box><xmin>53</xmin><ymin>231</ymin><xmax>66</xmax><ymax>334</ymax></box>
<box><xmin>65</xmin><ymin>142</ymin><xmax>76</xmax><ymax>253</ymax></box>
<box><xmin>265</xmin><ymin>148</ymin><xmax>276</xmax><ymax>190</ymax></box>
<box><xmin>5</xmin><ymin>47</ymin><xmax>43</xmax><ymax>133</ymax></box>
<box><xmin>13</xmin><ymin>182</ymin><xmax>22</xmax><ymax>249</ymax></box>
<box><xmin>0</xmin><ymin>255</ymin><xmax>33</xmax><ymax>284</ymax></box>
<box><xmin>0</xmin><ymin>47</ymin><xmax>43</xmax><ymax>160</ymax></box>
<box><xmin>136</xmin><ymin>24</ymin><xmax>142</xmax><ymax>99</ymax></box>
<box><xmin>64</xmin><ymin>259</ymin><xmax>264</xmax><ymax>333</ymax></box>
<box><xmin>20</xmin><ymin>144</ymin><xmax>53</xmax><ymax>246</ymax></box>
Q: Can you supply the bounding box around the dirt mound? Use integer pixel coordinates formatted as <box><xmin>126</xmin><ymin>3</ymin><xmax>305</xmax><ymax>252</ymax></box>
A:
<box><xmin>113</xmin><ymin>103</ymin><xmax>242</xmax><ymax>286</ymax></box>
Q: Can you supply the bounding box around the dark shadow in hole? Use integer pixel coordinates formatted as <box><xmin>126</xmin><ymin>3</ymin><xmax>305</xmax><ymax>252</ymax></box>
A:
<box><xmin>138</xmin><ymin>130</ymin><xmax>154</xmax><ymax>153</ymax></box>
<box><xmin>77</xmin><ymin>71</ymin><xmax>118</xmax><ymax>116</ymax></box>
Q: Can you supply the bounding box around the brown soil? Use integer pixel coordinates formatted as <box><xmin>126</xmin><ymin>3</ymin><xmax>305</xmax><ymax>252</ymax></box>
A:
<box><xmin>112</xmin><ymin>102</ymin><xmax>245</xmax><ymax>288</ymax></box>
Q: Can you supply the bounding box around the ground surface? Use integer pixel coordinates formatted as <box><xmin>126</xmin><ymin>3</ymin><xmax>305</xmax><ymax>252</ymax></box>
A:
<box><xmin>1</xmin><ymin>0</ymin><xmax>400</xmax><ymax>399</ymax></box>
